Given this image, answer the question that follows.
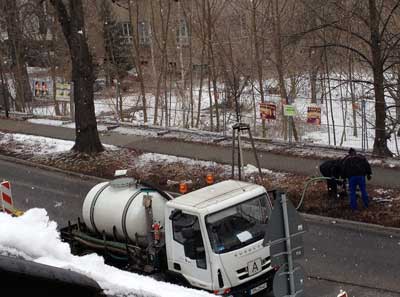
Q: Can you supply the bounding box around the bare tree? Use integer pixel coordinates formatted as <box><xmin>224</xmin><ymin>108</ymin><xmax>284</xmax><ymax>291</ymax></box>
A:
<box><xmin>51</xmin><ymin>0</ymin><xmax>103</xmax><ymax>153</ymax></box>
<box><xmin>271</xmin><ymin>0</ymin><xmax>298</xmax><ymax>141</ymax></box>
<box><xmin>306</xmin><ymin>0</ymin><xmax>400</xmax><ymax>156</ymax></box>
<box><xmin>128</xmin><ymin>0</ymin><xmax>148</xmax><ymax>123</ymax></box>
<box><xmin>2</xmin><ymin>1</ymin><xmax>33</xmax><ymax>112</ymax></box>
<box><xmin>250</xmin><ymin>0</ymin><xmax>267</xmax><ymax>137</ymax></box>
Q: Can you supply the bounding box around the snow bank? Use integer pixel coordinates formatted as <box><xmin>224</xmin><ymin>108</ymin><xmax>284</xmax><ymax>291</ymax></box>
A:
<box><xmin>28</xmin><ymin>119</ymin><xmax>108</xmax><ymax>132</ymax></box>
<box><xmin>136</xmin><ymin>153</ymin><xmax>285</xmax><ymax>180</ymax></box>
<box><xmin>0</xmin><ymin>132</ymin><xmax>74</xmax><ymax>153</ymax></box>
<box><xmin>135</xmin><ymin>152</ymin><xmax>221</xmax><ymax>168</ymax></box>
<box><xmin>28</xmin><ymin>119</ymin><xmax>66</xmax><ymax>127</ymax></box>
<box><xmin>0</xmin><ymin>209</ymin><xmax>214</xmax><ymax>297</ymax></box>
<box><xmin>0</xmin><ymin>132</ymin><xmax>117</xmax><ymax>153</ymax></box>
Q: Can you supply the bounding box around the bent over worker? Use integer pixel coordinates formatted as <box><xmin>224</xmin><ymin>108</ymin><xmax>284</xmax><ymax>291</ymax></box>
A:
<box><xmin>319</xmin><ymin>159</ymin><xmax>345</xmax><ymax>199</ymax></box>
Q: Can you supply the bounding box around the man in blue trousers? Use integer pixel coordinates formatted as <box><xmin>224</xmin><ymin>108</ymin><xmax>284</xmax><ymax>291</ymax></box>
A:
<box><xmin>341</xmin><ymin>148</ymin><xmax>372</xmax><ymax>211</ymax></box>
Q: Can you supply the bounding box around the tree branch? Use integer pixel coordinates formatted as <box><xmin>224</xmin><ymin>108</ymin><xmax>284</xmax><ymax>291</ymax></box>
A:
<box><xmin>380</xmin><ymin>0</ymin><xmax>400</xmax><ymax>36</ymax></box>
<box><xmin>49</xmin><ymin>0</ymin><xmax>71</xmax><ymax>41</ymax></box>
<box><xmin>312</xmin><ymin>44</ymin><xmax>373</xmax><ymax>66</ymax></box>
<box><xmin>326</xmin><ymin>23</ymin><xmax>372</xmax><ymax>47</ymax></box>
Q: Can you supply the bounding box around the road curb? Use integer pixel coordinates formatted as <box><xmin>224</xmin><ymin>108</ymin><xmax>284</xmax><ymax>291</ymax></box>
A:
<box><xmin>301</xmin><ymin>212</ymin><xmax>400</xmax><ymax>237</ymax></box>
<box><xmin>0</xmin><ymin>154</ymin><xmax>107</xmax><ymax>183</ymax></box>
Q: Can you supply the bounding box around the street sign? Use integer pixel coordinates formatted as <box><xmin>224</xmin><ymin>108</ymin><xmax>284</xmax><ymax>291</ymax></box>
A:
<box><xmin>270</xmin><ymin>233</ymin><xmax>304</xmax><ymax>267</ymax></box>
<box><xmin>283</xmin><ymin>104</ymin><xmax>296</xmax><ymax>117</ymax></box>
<box><xmin>263</xmin><ymin>194</ymin><xmax>307</xmax><ymax>246</ymax></box>
<box><xmin>263</xmin><ymin>192</ymin><xmax>307</xmax><ymax>296</ymax></box>
<box><xmin>273</xmin><ymin>263</ymin><xmax>305</xmax><ymax>297</ymax></box>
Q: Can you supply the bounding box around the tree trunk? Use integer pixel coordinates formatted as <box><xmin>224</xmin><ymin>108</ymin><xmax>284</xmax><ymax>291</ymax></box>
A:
<box><xmin>51</xmin><ymin>0</ymin><xmax>103</xmax><ymax>153</ymax></box>
<box><xmin>150</xmin><ymin>0</ymin><xmax>170</xmax><ymax>126</ymax></box>
<box><xmin>396</xmin><ymin>68</ymin><xmax>400</xmax><ymax>131</ymax></box>
<box><xmin>4</xmin><ymin>1</ymin><xmax>32</xmax><ymax>112</ymax></box>
<box><xmin>368</xmin><ymin>0</ymin><xmax>392</xmax><ymax>156</ymax></box>
<box><xmin>149</xmin><ymin>18</ymin><xmax>161</xmax><ymax>125</ymax></box>
<box><xmin>324</xmin><ymin>47</ymin><xmax>336</xmax><ymax>146</ymax></box>
<box><xmin>47</xmin><ymin>8</ymin><xmax>61</xmax><ymax>116</ymax></box>
<box><xmin>308</xmin><ymin>10</ymin><xmax>319</xmax><ymax>105</ymax></box>
<box><xmin>206</xmin><ymin>0</ymin><xmax>219</xmax><ymax>131</ymax></box>
<box><xmin>196</xmin><ymin>46</ymin><xmax>205</xmax><ymax>128</ymax></box>
<box><xmin>188</xmin><ymin>9</ymin><xmax>194</xmax><ymax>128</ymax></box>
<box><xmin>310</xmin><ymin>69</ymin><xmax>317</xmax><ymax>104</ymax></box>
<box><xmin>348</xmin><ymin>53</ymin><xmax>358</xmax><ymax>137</ymax></box>
<box><xmin>128</xmin><ymin>0</ymin><xmax>147</xmax><ymax>123</ymax></box>
<box><xmin>272</xmin><ymin>0</ymin><xmax>298</xmax><ymax>141</ymax></box>
<box><xmin>208</xmin><ymin>71</ymin><xmax>214</xmax><ymax>131</ymax></box>
<box><xmin>251</xmin><ymin>0</ymin><xmax>266</xmax><ymax>137</ymax></box>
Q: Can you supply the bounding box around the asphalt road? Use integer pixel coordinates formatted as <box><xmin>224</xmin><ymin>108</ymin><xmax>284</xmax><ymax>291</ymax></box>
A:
<box><xmin>1</xmin><ymin>158</ymin><xmax>400</xmax><ymax>297</ymax></box>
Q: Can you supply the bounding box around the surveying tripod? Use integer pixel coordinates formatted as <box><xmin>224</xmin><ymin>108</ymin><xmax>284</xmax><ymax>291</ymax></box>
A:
<box><xmin>231</xmin><ymin>122</ymin><xmax>263</xmax><ymax>181</ymax></box>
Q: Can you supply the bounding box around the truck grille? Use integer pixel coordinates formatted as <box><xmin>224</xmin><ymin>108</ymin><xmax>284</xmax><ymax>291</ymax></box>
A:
<box><xmin>236</xmin><ymin>257</ymin><xmax>271</xmax><ymax>280</ymax></box>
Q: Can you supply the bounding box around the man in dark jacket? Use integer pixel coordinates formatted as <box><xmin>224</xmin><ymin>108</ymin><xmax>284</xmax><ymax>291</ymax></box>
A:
<box><xmin>341</xmin><ymin>148</ymin><xmax>372</xmax><ymax>210</ymax></box>
<box><xmin>319</xmin><ymin>159</ymin><xmax>345</xmax><ymax>199</ymax></box>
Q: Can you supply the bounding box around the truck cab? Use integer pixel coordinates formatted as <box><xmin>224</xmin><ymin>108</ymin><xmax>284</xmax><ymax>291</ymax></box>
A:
<box><xmin>165</xmin><ymin>180</ymin><xmax>274</xmax><ymax>296</ymax></box>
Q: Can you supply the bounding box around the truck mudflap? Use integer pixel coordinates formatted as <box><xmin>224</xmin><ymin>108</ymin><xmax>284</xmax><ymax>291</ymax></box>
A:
<box><xmin>228</xmin><ymin>269</ymin><xmax>275</xmax><ymax>297</ymax></box>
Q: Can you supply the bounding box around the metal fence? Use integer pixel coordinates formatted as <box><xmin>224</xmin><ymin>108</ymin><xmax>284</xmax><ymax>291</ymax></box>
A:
<box><xmin>18</xmin><ymin>91</ymin><xmax>400</xmax><ymax>157</ymax></box>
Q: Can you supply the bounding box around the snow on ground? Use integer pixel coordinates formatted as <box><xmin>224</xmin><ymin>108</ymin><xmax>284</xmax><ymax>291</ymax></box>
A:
<box><xmin>0</xmin><ymin>209</ymin><xmax>214</xmax><ymax>297</ymax></box>
<box><xmin>0</xmin><ymin>132</ymin><xmax>117</xmax><ymax>154</ymax></box>
<box><xmin>6</xmin><ymin>119</ymin><xmax>400</xmax><ymax>169</ymax></box>
<box><xmin>28</xmin><ymin>118</ymin><xmax>66</xmax><ymax>127</ymax></box>
<box><xmin>135</xmin><ymin>152</ymin><xmax>222</xmax><ymax>168</ymax></box>
<box><xmin>115</xmin><ymin>126</ymin><xmax>159</xmax><ymax>137</ymax></box>
<box><xmin>0</xmin><ymin>131</ymin><xmax>284</xmax><ymax>179</ymax></box>
<box><xmin>135</xmin><ymin>153</ymin><xmax>284</xmax><ymax>178</ymax></box>
<box><xmin>28</xmin><ymin>118</ymin><xmax>108</xmax><ymax>132</ymax></box>
<box><xmin>28</xmin><ymin>117</ymin><xmax>223</xmax><ymax>142</ymax></box>
<box><xmin>24</xmin><ymin>72</ymin><xmax>400</xmax><ymax>158</ymax></box>
<box><xmin>0</xmin><ymin>132</ymin><xmax>74</xmax><ymax>153</ymax></box>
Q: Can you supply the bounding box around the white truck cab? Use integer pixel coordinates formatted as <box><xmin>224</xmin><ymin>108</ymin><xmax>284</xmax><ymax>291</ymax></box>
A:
<box><xmin>165</xmin><ymin>180</ymin><xmax>275</xmax><ymax>296</ymax></box>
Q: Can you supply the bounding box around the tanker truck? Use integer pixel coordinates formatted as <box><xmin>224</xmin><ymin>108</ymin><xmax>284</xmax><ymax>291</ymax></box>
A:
<box><xmin>61</xmin><ymin>177</ymin><xmax>275</xmax><ymax>296</ymax></box>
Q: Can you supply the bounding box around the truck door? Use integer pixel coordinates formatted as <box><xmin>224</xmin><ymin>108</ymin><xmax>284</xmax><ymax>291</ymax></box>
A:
<box><xmin>169</xmin><ymin>212</ymin><xmax>212</xmax><ymax>290</ymax></box>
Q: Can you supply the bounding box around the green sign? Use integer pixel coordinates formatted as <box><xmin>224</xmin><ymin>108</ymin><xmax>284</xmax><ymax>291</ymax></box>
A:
<box><xmin>283</xmin><ymin>104</ymin><xmax>296</xmax><ymax>117</ymax></box>
<box><xmin>56</xmin><ymin>82</ymin><xmax>71</xmax><ymax>102</ymax></box>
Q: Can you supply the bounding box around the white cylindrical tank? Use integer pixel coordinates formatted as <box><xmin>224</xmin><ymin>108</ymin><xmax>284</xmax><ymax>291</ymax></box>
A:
<box><xmin>82</xmin><ymin>178</ymin><xmax>169</xmax><ymax>244</ymax></box>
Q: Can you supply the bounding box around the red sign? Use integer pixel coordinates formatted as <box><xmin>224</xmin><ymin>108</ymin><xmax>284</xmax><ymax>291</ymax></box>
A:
<box><xmin>260</xmin><ymin>102</ymin><xmax>277</xmax><ymax>120</ymax></box>
<box><xmin>307</xmin><ymin>106</ymin><xmax>321</xmax><ymax>125</ymax></box>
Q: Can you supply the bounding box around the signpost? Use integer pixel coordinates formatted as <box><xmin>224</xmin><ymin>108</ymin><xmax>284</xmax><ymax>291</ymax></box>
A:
<box><xmin>273</xmin><ymin>263</ymin><xmax>305</xmax><ymax>297</ymax></box>
<box><xmin>283</xmin><ymin>104</ymin><xmax>296</xmax><ymax>117</ymax></box>
<box><xmin>264</xmin><ymin>192</ymin><xmax>307</xmax><ymax>297</ymax></box>
<box><xmin>56</xmin><ymin>82</ymin><xmax>74</xmax><ymax>121</ymax></box>
<box><xmin>283</xmin><ymin>105</ymin><xmax>296</xmax><ymax>143</ymax></box>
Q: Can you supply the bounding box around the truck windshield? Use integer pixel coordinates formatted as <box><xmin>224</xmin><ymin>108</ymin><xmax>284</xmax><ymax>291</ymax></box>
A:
<box><xmin>206</xmin><ymin>194</ymin><xmax>271</xmax><ymax>254</ymax></box>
